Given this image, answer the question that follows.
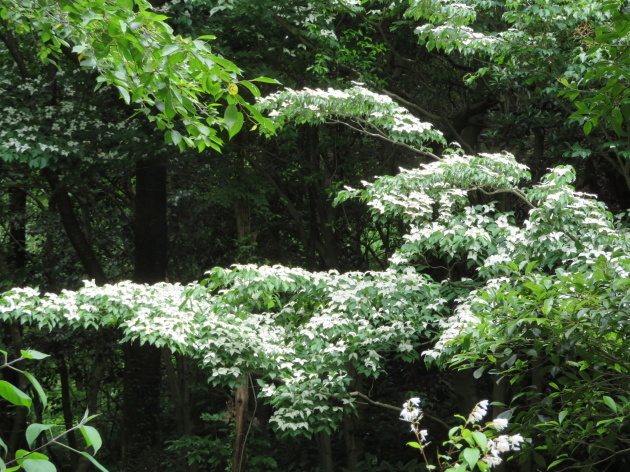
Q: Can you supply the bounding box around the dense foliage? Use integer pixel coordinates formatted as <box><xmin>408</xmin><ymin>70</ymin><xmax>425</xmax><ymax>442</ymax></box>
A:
<box><xmin>1</xmin><ymin>0</ymin><xmax>629</xmax><ymax>471</ymax></box>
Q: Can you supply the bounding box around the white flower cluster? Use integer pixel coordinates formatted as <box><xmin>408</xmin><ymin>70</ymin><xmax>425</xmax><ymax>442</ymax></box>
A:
<box><xmin>483</xmin><ymin>434</ymin><xmax>525</xmax><ymax>467</ymax></box>
<box><xmin>400</xmin><ymin>397</ymin><xmax>423</xmax><ymax>422</ymax></box>
<box><xmin>468</xmin><ymin>399</ymin><xmax>489</xmax><ymax>423</ymax></box>
<box><xmin>257</xmin><ymin>85</ymin><xmax>444</xmax><ymax>149</ymax></box>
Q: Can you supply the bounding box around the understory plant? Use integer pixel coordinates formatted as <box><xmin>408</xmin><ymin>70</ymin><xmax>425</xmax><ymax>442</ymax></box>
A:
<box><xmin>0</xmin><ymin>348</ymin><xmax>107</xmax><ymax>472</ymax></box>
<box><xmin>401</xmin><ymin>398</ymin><xmax>523</xmax><ymax>471</ymax></box>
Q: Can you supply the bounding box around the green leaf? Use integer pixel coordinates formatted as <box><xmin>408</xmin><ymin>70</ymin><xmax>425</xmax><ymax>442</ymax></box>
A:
<box><xmin>0</xmin><ymin>381</ymin><xmax>32</xmax><ymax>408</ymax></box>
<box><xmin>548</xmin><ymin>458</ymin><xmax>568</xmax><ymax>469</ymax></box>
<box><xmin>79</xmin><ymin>426</ymin><xmax>103</xmax><ymax>455</ymax></box>
<box><xmin>116</xmin><ymin>86</ymin><xmax>131</xmax><ymax>104</ymax></box>
<box><xmin>471</xmin><ymin>431</ymin><xmax>487</xmax><ymax>449</ymax></box>
<box><xmin>583</xmin><ymin>120</ymin><xmax>593</xmax><ymax>135</ymax></box>
<box><xmin>23</xmin><ymin>372</ymin><xmax>47</xmax><ymax>410</ymax></box>
<box><xmin>19</xmin><ymin>350</ymin><xmax>49</xmax><ymax>360</ymax></box>
<box><xmin>239</xmin><ymin>80</ymin><xmax>261</xmax><ymax>98</ymax></box>
<box><xmin>250</xmin><ymin>77</ymin><xmax>281</xmax><ymax>84</ymax></box>
<box><xmin>463</xmin><ymin>447</ymin><xmax>480</xmax><ymax>467</ymax></box>
<box><xmin>161</xmin><ymin>44</ymin><xmax>179</xmax><ymax>56</ymax></box>
<box><xmin>406</xmin><ymin>441</ymin><xmax>422</xmax><ymax>449</ymax></box>
<box><xmin>477</xmin><ymin>460</ymin><xmax>490</xmax><ymax>471</ymax></box>
<box><xmin>558</xmin><ymin>410</ymin><xmax>568</xmax><ymax>425</ymax></box>
<box><xmin>166</xmin><ymin>130</ymin><xmax>182</xmax><ymax>146</ymax></box>
<box><xmin>22</xmin><ymin>459</ymin><xmax>56</xmax><ymax>472</ymax></box>
<box><xmin>26</xmin><ymin>424</ymin><xmax>55</xmax><ymax>449</ymax></box>
<box><xmin>224</xmin><ymin>104</ymin><xmax>238</xmax><ymax>129</ymax></box>
<box><xmin>0</xmin><ymin>436</ymin><xmax>7</xmax><ymax>456</ymax></box>
<box><xmin>602</xmin><ymin>396</ymin><xmax>617</xmax><ymax>413</ymax></box>
<box><xmin>16</xmin><ymin>451</ymin><xmax>49</xmax><ymax>464</ymax></box>
<box><xmin>228</xmin><ymin>112</ymin><xmax>244</xmax><ymax>140</ymax></box>
<box><xmin>610</xmin><ymin>107</ymin><xmax>624</xmax><ymax>136</ymax></box>
<box><xmin>79</xmin><ymin>452</ymin><xmax>109</xmax><ymax>472</ymax></box>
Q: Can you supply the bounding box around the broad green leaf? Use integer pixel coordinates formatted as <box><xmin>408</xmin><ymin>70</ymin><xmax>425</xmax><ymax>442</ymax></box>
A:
<box><xmin>19</xmin><ymin>350</ymin><xmax>49</xmax><ymax>360</ymax></box>
<box><xmin>161</xmin><ymin>44</ymin><xmax>179</xmax><ymax>56</ymax></box>
<box><xmin>406</xmin><ymin>441</ymin><xmax>422</xmax><ymax>449</ymax></box>
<box><xmin>15</xmin><ymin>451</ymin><xmax>47</xmax><ymax>462</ymax></box>
<box><xmin>116</xmin><ymin>86</ymin><xmax>131</xmax><ymax>104</ymax></box>
<box><xmin>0</xmin><ymin>437</ymin><xmax>6</xmax><ymax>457</ymax></box>
<box><xmin>228</xmin><ymin>112</ymin><xmax>244</xmax><ymax>140</ymax></box>
<box><xmin>471</xmin><ymin>431</ymin><xmax>487</xmax><ymax>449</ymax></box>
<box><xmin>239</xmin><ymin>80</ymin><xmax>261</xmax><ymax>98</ymax></box>
<box><xmin>22</xmin><ymin>459</ymin><xmax>56</xmax><ymax>472</ymax></box>
<box><xmin>26</xmin><ymin>424</ymin><xmax>55</xmax><ymax>449</ymax></box>
<box><xmin>477</xmin><ymin>460</ymin><xmax>490</xmax><ymax>471</ymax></box>
<box><xmin>0</xmin><ymin>381</ymin><xmax>32</xmax><ymax>408</ymax></box>
<box><xmin>602</xmin><ymin>396</ymin><xmax>617</xmax><ymax>413</ymax></box>
<box><xmin>79</xmin><ymin>426</ymin><xmax>103</xmax><ymax>455</ymax></box>
<box><xmin>164</xmin><ymin>130</ymin><xmax>181</xmax><ymax>146</ymax></box>
<box><xmin>224</xmin><ymin>104</ymin><xmax>238</xmax><ymax>129</ymax></box>
<box><xmin>473</xmin><ymin>365</ymin><xmax>485</xmax><ymax>379</ymax></box>
<box><xmin>463</xmin><ymin>447</ymin><xmax>480</xmax><ymax>467</ymax></box>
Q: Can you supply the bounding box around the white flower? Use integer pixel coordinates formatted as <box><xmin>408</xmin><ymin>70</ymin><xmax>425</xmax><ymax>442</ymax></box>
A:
<box><xmin>509</xmin><ymin>434</ymin><xmax>525</xmax><ymax>450</ymax></box>
<box><xmin>400</xmin><ymin>397</ymin><xmax>423</xmax><ymax>422</ymax></box>
<box><xmin>468</xmin><ymin>400</ymin><xmax>489</xmax><ymax>423</ymax></box>
<box><xmin>490</xmin><ymin>418</ymin><xmax>509</xmax><ymax>431</ymax></box>
<box><xmin>419</xmin><ymin>429</ymin><xmax>428</xmax><ymax>442</ymax></box>
<box><xmin>492</xmin><ymin>435</ymin><xmax>511</xmax><ymax>453</ymax></box>
<box><xmin>482</xmin><ymin>452</ymin><xmax>503</xmax><ymax>467</ymax></box>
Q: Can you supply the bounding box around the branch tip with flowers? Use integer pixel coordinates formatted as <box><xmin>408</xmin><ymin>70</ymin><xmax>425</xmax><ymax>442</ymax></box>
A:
<box><xmin>400</xmin><ymin>398</ymin><xmax>526</xmax><ymax>471</ymax></box>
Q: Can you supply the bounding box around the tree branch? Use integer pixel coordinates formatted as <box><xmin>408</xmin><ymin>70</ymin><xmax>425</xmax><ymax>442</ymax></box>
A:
<box><xmin>349</xmin><ymin>391</ymin><xmax>450</xmax><ymax>430</ymax></box>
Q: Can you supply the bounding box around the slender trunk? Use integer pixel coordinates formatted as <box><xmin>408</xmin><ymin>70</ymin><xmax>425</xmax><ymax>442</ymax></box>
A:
<box><xmin>6</xmin><ymin>323</ymin><xmax>28</xmax><ymax>454</ymax></box>
<box><xmin>133</xmin><ymin>157</ymin><xmax>168</xmax><ymax>283</ymax></box>
<box><xmin>316</xmin><ymin>432</ymin><xmax>334</xmax><ymax>472</ymax></box>
<box><xmin>7</xmin><ymin>185</ymin><xmax>26</xmax><ymax>277</ymax></box>
<box><xmin>58</xmin><ymin>356</ymin><xmax>80</xmax><ymax>470</ymax></box>
<box><xmin>75</xmin><ymin>350</ymin><xmax>107</xmax><ymax>472</ymax></box>
<box><xmin>231</xmin><ymin>379</ymin><xmax>250</xmax><ymax>472</ymax></box>
<box><xmin>43</xmin><ymin>169</ymin><xmax>107</xmax><ymax>285</ymax></box>
<box><xmin>122</xmin><ymin>156</ymin><xmax>168</xmax><ymax>472</ymax></box>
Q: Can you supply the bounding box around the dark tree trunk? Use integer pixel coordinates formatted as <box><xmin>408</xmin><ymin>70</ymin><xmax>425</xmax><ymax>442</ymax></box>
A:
<box><xmin>317</xmin><ymin>432</ymin><xmax>334</xmax><ymax>472</ymax></box>
<box><xmin>122</xmin><ymin>156</ymin><xmax>168</xmax><ymax>472</ymax></box>
<box><xmin>58</xmin><ymin>356</ymin><xmax>80</xmax><ymax>470</ymax></box>
<box><xmin>7</xmin><ymin>185</ymin><xmax>26</xmax><ymax>277</ymax></box>
<box><xmin>43</xmin><ymin>169</ymin><xmax>107</xmax><ymax>285</ymax></box>
<box><xmin>133</xmin><ymin>157</ymin><xmax>168</xmax><ymax>284</ymax></box>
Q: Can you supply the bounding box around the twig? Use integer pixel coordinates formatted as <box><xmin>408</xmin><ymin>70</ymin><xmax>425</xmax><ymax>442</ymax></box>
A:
<box><xmin>349</xmin><ymin>391</ymin><xmax>450</xmax><ymax>430</ymax></box>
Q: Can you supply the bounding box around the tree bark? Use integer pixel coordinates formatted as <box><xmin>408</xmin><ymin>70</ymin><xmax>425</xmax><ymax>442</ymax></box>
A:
<box><xmin>7</xmin><ymin>185</ymin><xmax>26</xmax><ymax>277</ymax></box>
<box><xmin>122</xmin><ymin>156</ymin><xmax>168</xmax><ymax>472</ymax></box>
<box><xmin>231</xmin><ymin>379</ymin><xmax>250</xmax><ymax>472</ymax></box>
<box><xmin>317</xmin><ymin>431</ymin><xmax>334</xmax><ymax>472</ymax></box>
<box><xmin>43</xmin><ymin>168</ymin><xmax>107</xmax><ymax>285</ymax></box>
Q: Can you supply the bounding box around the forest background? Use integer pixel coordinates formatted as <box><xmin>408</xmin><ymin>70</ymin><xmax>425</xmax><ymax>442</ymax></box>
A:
<box><xmin>0</xmin><ymin>0</ymin><xmax>629</xmax><ymax>471</ymax></box>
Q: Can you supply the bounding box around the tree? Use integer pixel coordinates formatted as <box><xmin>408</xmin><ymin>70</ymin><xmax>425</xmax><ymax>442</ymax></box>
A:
<box><xmin>2</xmin><ymin>0</ymin><xmax>629</xmax><ymax>471</ymax></box>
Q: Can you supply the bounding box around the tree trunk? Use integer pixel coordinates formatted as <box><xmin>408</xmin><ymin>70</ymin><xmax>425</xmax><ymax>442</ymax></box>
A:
<box><xmin>231</xmin><ymin>379</ymin><xmax>250</xmax><ymax>472</ymax></box>
<box><xmin>43</xmin><ymin>168</ymin><xmax>107</xmax><ymax>285</ymax></box>
<box><xmin>122</xmin><ymin>156</ymin><xmax>168</xmax><ymax>472</ymax></box>
<box><xmin>58</xmin><ymin>355</ymin><xmax>80</xmax><ymax>470</ymax></box>
<box><xmin>317</xmin><ymin>432</ymin><xmax>334</xmax><ymax>472</ymax></box>
<box><xmin>7</xmin><ymin>184</ymin><xmax>26</xmax><ymax>280</ymax></box>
